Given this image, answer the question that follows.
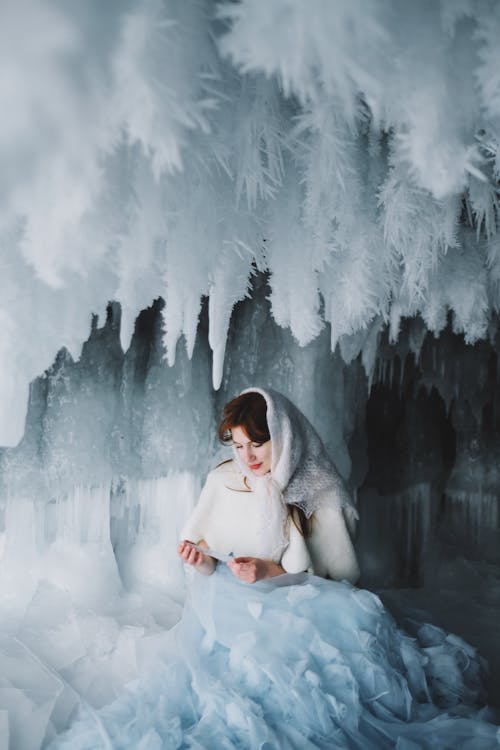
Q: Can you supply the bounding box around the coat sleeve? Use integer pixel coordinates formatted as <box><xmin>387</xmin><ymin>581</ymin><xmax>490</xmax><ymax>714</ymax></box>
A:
<box><xmin>281</xmin><ymin>518</ymin><xmax>312</xmax><ymax>573</ymax></box>
<box><xmin>179</xmin><ymin>472</ymin><xmax>216</xmax><ymax>543</ymax></box>
<box><xmin>306</xmin><ymin>493</ymin><xmax>360</xmax><ymax>584</ymax></box>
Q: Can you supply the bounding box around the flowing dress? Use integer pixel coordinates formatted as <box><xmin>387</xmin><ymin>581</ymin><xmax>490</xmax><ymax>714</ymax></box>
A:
<box><xmin>52</xmin><ymin>563</ymin><xmax>499</xmax><ymax>749</ymax></box>
<box><xmin>52</xmin><ymin>462</ymin><xmax>499</xmax><ymax>749</ymax></box>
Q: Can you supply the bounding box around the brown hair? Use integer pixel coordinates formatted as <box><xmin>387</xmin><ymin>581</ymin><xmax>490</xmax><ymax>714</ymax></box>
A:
<box><xmin>218</xmin><ymin>392</ymin><xmax>270</xmax><ymax>444</ymax></box>
<box><xmin>218</xmin><ymin>391</ymin><xmax>312</xmax><ymax>537</ymax></box>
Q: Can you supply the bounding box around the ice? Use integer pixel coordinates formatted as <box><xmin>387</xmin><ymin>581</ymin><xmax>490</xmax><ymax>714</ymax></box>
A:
<box><xmin>0</xmin><ymin>636</ymin><xmax>63</xmax><ymax>750</ymax></box>
<box><xmin>112</xmin><ymin>475</ymin><xmax>197</xmax><ymax>602</ymax></box>
<box><xmin>2</xmin><ymin>2</ymin><xmax>500</xmax><ymax>443</ymax></box>
<box><xmin>0</xmin><ymin>711</ymin><xmax>9</xmax><ymax>750</ymax></box>
<box><xmin>0</xmin><ymin>281</ymin><xmax>499</xmax><ymax>745</ymax></box>
<box><xmin>19</xmin><ymin>583</ymin><xmax>86</xmax><ymax>672</ymax></box>
<box><xmin>0</xmin><ymin>468</ymin><xmax>195</xmax><ymax>745</ymax></box>
<box><xmin>0</xmin><ymin>485</ymin><xmax>123</xmax><ymax>619</ymax></box>
<box><xmin>1</xmin><ymin>2</ymin><xmax>500</xmax><ymax>746</ymax></box>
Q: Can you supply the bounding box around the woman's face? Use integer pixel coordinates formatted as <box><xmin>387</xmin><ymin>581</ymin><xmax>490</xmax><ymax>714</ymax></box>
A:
<box><xmin>231</xmin><ymin>425</ymin><xmax>272</xmax><ymax>476</ymax></box>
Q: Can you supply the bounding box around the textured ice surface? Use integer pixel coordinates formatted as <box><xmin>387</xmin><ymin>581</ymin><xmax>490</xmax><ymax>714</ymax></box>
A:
<box><xmin>0</xmin><ymin>283</ymin><xmax>499</xmax><ymax>745</ymax></box>
<box><xmin>0</xmin><ymin>284</ymin><xmax>499</xmax><ymax>747</ymax></box>
<box><xmin>0</xmin><ymin>473</ymin><xmax>192</xmax><ymax>747</ymax></box>
<box><xmin>0</xmin><ymin>636</ymin><xmax>63</xmax><ymax>750</ymax></box>
<box><xmin>2</xmin><ymin>1</ymin><xmax>500</xmax><ymax>443</ymax></box>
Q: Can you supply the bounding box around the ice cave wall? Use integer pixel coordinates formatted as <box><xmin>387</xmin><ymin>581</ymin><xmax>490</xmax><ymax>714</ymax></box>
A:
<box><xmin>4</xmin><ymin>0</ymin><xmax>500</xmax><ymax>451</ymax></box>
<box><xmin>1</xmin><ymin>275</ymin><xmax>499</xmax><ymax>594</ymax></box>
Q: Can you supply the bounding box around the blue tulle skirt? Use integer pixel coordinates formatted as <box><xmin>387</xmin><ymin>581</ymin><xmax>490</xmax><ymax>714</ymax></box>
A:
<box><xmin>52</xmin><ymin>566</ymin><xmax>499</xmax><ymax>749</ymax></box>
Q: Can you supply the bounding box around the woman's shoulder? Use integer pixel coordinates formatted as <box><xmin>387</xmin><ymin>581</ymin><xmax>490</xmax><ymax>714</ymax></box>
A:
<box><xmin>206</xmin><ymin>459</ymin><xmax>248</xmax><ymax>491</ymax></box>
<box><xmin>208</xmin><ymin>458</ymin><xmax>237</xmax><ymax>478</ymax></box>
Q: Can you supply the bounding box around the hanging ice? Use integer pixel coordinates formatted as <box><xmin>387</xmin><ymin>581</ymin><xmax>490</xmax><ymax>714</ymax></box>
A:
<box><xmin>1</xmin><ymin>0</ymin><xmax>500</xmax><ymax>452</ymax></box>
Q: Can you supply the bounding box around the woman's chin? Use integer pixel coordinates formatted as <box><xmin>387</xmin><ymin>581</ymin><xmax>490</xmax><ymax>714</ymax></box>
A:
<box><xmin>249</xmin><ymin>466</ymin><xmax>270</xmax><ymax>476</ymax></box>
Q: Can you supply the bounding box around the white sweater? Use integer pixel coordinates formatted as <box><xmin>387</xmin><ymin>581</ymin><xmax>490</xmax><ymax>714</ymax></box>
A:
<box><xmin>181</xmin><ymin>460</ymin><xmax>360</xmax><ymax>583</ymax></box>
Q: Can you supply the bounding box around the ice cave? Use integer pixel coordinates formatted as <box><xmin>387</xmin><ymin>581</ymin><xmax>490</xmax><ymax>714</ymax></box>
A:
<box><xmin>1</xmin><ymin>1</ymin><xmax>500</xmax><ymax>748</ymax></box>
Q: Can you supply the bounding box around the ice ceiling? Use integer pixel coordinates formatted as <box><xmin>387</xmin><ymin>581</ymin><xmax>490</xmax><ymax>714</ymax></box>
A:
<box><xmin>2</xmin><ymin>0</ymin><xmax>500</xmax><ymax>445</ymax></box>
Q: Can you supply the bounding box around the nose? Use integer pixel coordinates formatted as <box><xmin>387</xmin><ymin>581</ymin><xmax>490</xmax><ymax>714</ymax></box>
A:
<box><xmin>243</xmin><ymin>445</ymin><xmax>256</xmax><ymax>463</ymax></box>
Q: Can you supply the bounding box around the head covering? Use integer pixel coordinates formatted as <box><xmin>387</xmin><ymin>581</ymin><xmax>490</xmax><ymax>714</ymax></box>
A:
<box><xmin>235</xmin><ymin>387</ymin><xmax>357</xmax><ymax>519</ymax></box>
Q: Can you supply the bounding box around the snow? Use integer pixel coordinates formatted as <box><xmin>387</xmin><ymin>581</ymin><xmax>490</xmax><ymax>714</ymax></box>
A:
<box><xmin>1</xmin><ymin>0</ymin><xmax>500</xmax><ymax>444</ymax></box>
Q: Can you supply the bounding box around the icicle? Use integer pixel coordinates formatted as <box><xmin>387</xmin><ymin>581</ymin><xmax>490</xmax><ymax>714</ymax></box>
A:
<box><xmin>0</xmin><ymin>485</ymin><xmax>122</xmax><ymax>613</ymax></box>
<box><xmin>2</xmin><ymin>0</ymin><xmax>500</xmax><ymax>443</ymax></box>
<box><xmin>445</xmin><ymin>490</ymin><xmax>500</xmax><ymax>557</ymax></box>
<box><xmin>408</xmin><ymin>316</ymin><xmax>428</xmax><ymax>364</ymax></box>
<box><xmin>111</xmin><ymin>473</ymin><xmax>198</xmax><ymax>600</ymax></box>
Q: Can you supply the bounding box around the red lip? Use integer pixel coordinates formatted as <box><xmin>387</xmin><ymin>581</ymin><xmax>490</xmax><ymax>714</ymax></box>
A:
<box><xmin>249</xmin><ymin>463</ymin><xmax>262</xmax><ymax>470</ymax></box>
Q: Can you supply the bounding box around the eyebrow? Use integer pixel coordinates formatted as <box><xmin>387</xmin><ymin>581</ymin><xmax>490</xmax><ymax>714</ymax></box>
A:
<box><xmin>231</xmin><ymin>439</ymin><xmax>261</xmax><ymax>446</ymax></box>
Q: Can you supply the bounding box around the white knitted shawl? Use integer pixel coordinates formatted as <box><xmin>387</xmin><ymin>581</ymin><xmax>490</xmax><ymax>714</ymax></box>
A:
<box><xmin>239</xmin><ymin>387</ymin><xmax>356</xmax><ymax>518</ymax></box>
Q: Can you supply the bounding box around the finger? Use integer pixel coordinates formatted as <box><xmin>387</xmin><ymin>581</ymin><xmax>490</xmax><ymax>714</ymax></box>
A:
<box><xmin>188</xmin><ymin>548</ymin><xmax>201</xmax><ymax>565</ymax></box>
<box><xmin>180</xmin><ymin>541</ymin><xmax>195</xmax><ymax>558</ymax></box>
<box><xmin>230</xmin><ymin>564</ymin><xmax>246</xmax><ymax>579</ymax></box>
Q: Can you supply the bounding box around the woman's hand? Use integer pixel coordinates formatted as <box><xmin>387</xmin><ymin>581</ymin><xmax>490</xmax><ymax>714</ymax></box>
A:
<box><xmin>177</xmin><ymin>540</ymin><xmax>216</xmax><ymax>576</ymax></box>
<box><xmin>228</xmin><ymin>557</ymin><xmax>284</xmax><ymax>583</ymax></box>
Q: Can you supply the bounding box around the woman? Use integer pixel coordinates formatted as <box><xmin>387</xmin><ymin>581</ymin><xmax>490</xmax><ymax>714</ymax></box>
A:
<box><xmin>178</xmin><ymin>387</ymin><xmax>360</xmax><ymax>585</ymax></box>
<box><xmin>54</xmin><ymin>388</ymin><xmax>499</xmax><ymax>749</ymax></box>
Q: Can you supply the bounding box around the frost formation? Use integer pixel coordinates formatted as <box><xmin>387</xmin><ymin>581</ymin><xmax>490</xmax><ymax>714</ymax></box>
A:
<box><xmin>2</xmin><ymin>0</ymin><xmax>500</xmax><ymax>444</ymax></box>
